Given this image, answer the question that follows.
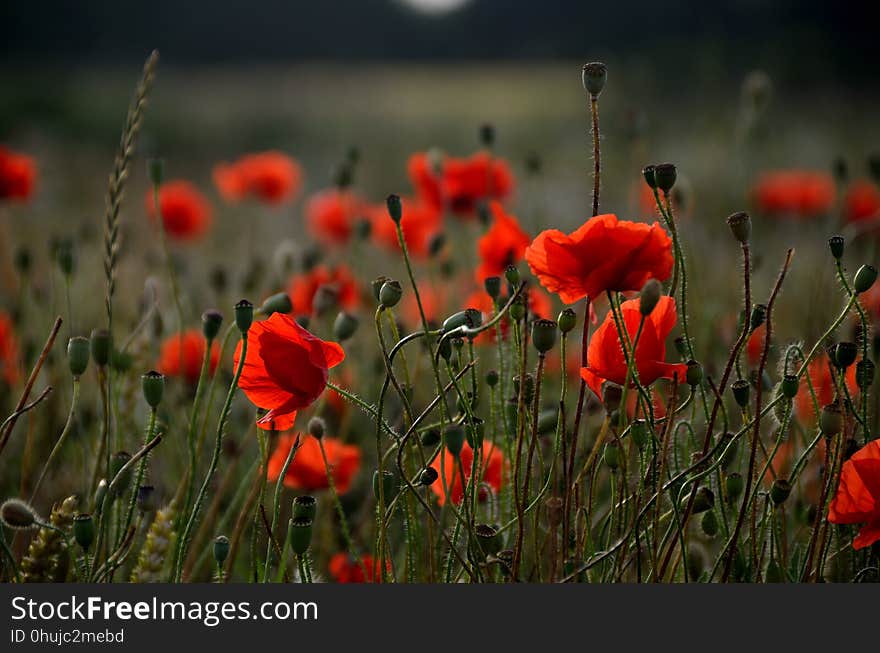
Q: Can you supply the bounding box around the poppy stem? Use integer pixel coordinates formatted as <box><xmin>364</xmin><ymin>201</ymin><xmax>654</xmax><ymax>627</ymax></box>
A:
<box><xmin>590</xmin><ymin>96</ymin><xmax>601</xmax><ymax>217</ymax></box>
<box><xmin>834</xmin><ymin>259</ymin><xmax>871</xmax><ymax>443</ymax></box>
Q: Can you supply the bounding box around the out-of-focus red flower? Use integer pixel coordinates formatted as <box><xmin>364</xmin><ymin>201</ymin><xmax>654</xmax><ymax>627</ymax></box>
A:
<box><xmin>288</xmin><ymin>265</ymin><xmax>360</xmax><ymax>317</ymax></box>
<box><xmin>367</xmin><ymin>196</ymin><xmax>441</xmax><ymax>258</ymax></box>
<box><xmin>429</xmin><ymin>442</ymin><xmax>506</xmax><ymax>506</ymax></box>
<box><xmin>476</xmin><ymin>202</ymin><xmax>530</xmax><ymax>282</ymax></box>
<box><xmin>829</xmin><ymin>439</ymin><xmax>880</xmax><ymax>549</ymax></box>
<box><xmin>746</xmin><ymin>324</ymin><xmax>766</xmax><ymax>366</ymax></box>
<box><xmin>145</xmin><ymin>180</ymin><xmax>212</xmax><ymax>241</ymax></box>
<box><xmin>580</xmin><ymin>296</ymin><xmax>687</xmax><ymax>399</ymax></box>
<box><xmin>0</xmin><ymin>311</ymin><xmax>20</xmax><ymax>385</ymax></box>
<box><xmin>267</xmin><ymin>434</ymin><xmax>361</xmax><ymax>494</ymax></box>
<box><xmin>234</xmin><ymin>313</ymin><xmax>345</xmax><ymax>430</ymax></box>
<box><xmin>408</xmin><ymin>151</ymin><xmax>514</xmax><ymax>218</ymax></box>
<box><xmin>305</xmin><ymin>189</ymin><xmax>366</xmax><ymax>246</ymax></box>
<box><xmin>794</xmin><ymin>354</ymin><xmax>858</xmax><ymax>423</ymax></box>
<box><xmin>0</xmin><ymin>146</ymin><xmax>37</xmax><ymax>202</ymax></box>
<box><xmin>328</xmin><ymin>553</ymin><xmax>389</xmax><ymax>583</ymax></box>
<box><xmin>526</xmin><ymin>214</ymin><xmax>673</xmax><ymax>305</ymax></box>
<box><xmin>751</xmin><ymin>170</ymin><xmax>835</xmax><ymax>218</ymax></box>
<box><xmin>843</xmin><ymin>180</ymin><xmax>880</xmax><ymax>224</ymax></box>
<box><xmin>213</xmin><ymin>151</ymin><xmax>302</xmax><ymax>205</ymax></box>
<box><xmin>401</xmin><ymin>283</ymin><xmax>452</xmax><ymax>328</ymax></box>
<box><xmin>156</xmin><ymin>330</ymin><xmax>220</xmax><ymax>385</ymax></box>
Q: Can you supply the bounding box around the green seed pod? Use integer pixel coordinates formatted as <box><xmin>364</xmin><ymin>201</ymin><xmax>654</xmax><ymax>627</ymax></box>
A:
<box><xmin>770</xmin><ymin>479</ymin><xmax>792</xmax><ymax>506</ymax></box>
<box><xmin>689</xmin><ymin>487</ymin><xmax>715</xmax><ymax>514</ymax></box>
<box><xmin>639</xmin><ymin>279</ymin><xmax>662</xmax><ymax>316</ymax></box>
<box><xmin>781</xmin><ymin>374</ymin><xmax>799</xmax><ymax>399</ymax></box>
<box><xmin>288</xmin><ymin>517</ymin><xmax>313</xmax><ymax>556</ymax></box>
<box><xmin>558</xmin><ymin>308</ymin><xmax>577</xmax><ymax>334</ymax></box>
<box><xmin>202</xmin><ymin>309</ymin><xmax>223</xmax><ymax>341</ymax></box>
<box><xmin>642</xmin><ymin>165</ymin><xmax>657</xmax><ymax>189</ymax></box>
<box><xmin>442</xmin><ymin>310</ymin><xmax>474</xmax><ymax>334</ymax></box>
<box><xmin>308</xmin><ymin>416</ymin><xmax>326</xmax><ymax>440</ymax></box>
<box><xmin>89</xmin><ymin>328</ymin><xmax>112</xmax><ymax>367</ymax></box>
<box><xmin>750</xmin><ymin>304</ymin><xmax>767</xmax><ymax>331</ymax></box>
<box><xmin>372</xmin><ymin>470</ymin><xmax>398</xmax><ymax>504</ymax></box>
<box><xmin>653</xmin><ymin>163</ymin><xmax>677</xmax><ymax>193</ymax></box>
<box><xmin>581</xmin><ymin>61</ymin><xmax>607</xmax><ymax>97</ymax></box>
<box><xmin>0</xmin><ymin>498</ymin><xmax>39</xmax><ymax>529</ymax></box>
<box><xmin>602</xmin><ymin>382</ymin><xmax>623</xmax><ymax>414</ymax></box>
<box><xmin>385</xmin><ymin>194</ymin><xmax>402</xmax><ymax>224</ymax></box>
<box><xmin>531</xmin><ymin>319</ymin><xmax>558</xmax><ymax>353</ymax></box>
<box><xmin>333</xmin><ymin>311</ymin><xmax>359</xmax><ymax>341</ymax></box>
<box><xmin>259</xmin><ymin>292</ymin><xmax>292</xmax><ymax>316</ymax></box>
<box><xmin>147</xmin><ymin>157</ymin><xmax>165</xmax><ymax>187</ymax></box>
<box><xmin>854</xmin><ymin>264</ymin><xmax>878</xmax><ymax>294</ymax></box>
<box><xmin>109</xmin><ymin>451</ymin><xmax>133</xmax><ymax>497</ymax></box>
<box><xmin>509</xmin><ymin>296</ymin><xmax>526</xmax><ymax>322</ymax></box>
<box><xmin>371</xmin><ymin>276</ymin><xmax>390</xmax><ymax>303</ymax></box>
<box><xmin>475</xmin><ymin>523</ymin><xmax>501</xmax><ymax>557</ymax></box>
<box><xmin>292</xmin><ymin>495</ymin><xmax>317</xmax><ymax>521</ymax></box>
<box><xmin>213</xmin><ymin>535</ymin><xmax>230</xmax><ymax>566</ymax></box>
<box><xmin>732</xmin><ymin>379</ymin><xmax>750</xmax><ymax>408</ymax></box>
<box><xmin>67</xmin><ymin>336</ymin><xmax>90</xmax><ymax>377</ymax></box>
<box><xmin>444</xmin><ymin>424</ymin><xmax>466</xmax><ymax>457</ymax></box>
<box><xmin>420</xmin><ymin>428</ymin><xmax>440</xmax><ymax>447</ymax></box>
<box><xmin>234</xmin><ymin>299</ymin><xmax>254</xmax><ymax>333</ymax></box>
<box><xmin>484</xmin><ymin>276</ymin><xmax>502</xmax><ymax>300</ymax></box>
<box><xmin>603</xmin><ymin>441</ymin><xmax>621</xmax><ymax>471</ymax></box>
<box><xmin>828</xmin><ymin>235</ymin><xmax>845</xmax><ymax>260</ymax></box>
<box><xmin>504</xmin><ymin>264</ymin><xmax>520</xmax><ymax>287</ymax></box>
<box><xmin>726</xmin><ymin>211</ymin><xmax>752</xmax><ymax>244</ymax></box>
<box><xmin>686</xmin><ymin>360</ymin><xmax>703</xmax><ymax>387</ymax></box>
<box><xmin>833</xmin><ymin>341</ymin><xmax>858</xmax><ymax>369</ymax></box>
<box><xmin>819</xmin><ymin>403</ymin><xmax>844</xmax><ymax>436</ymax></box>
<box><xmin>856</xmin><ymin>359</ymin><xmax>875</xmax><ymax>390</ymax></box>
<box><xmin>141</xmin><ymin>370</ymin><xmax>165</xmax><ymax>408</ymax></box>
<box><xmin>379</xmin><ymin>280</ymin><xmax>403</xmax><ymax>308</ymax></box>
<box><xmin>419</xmin><ymin>467</ymin><xmax>438</xmax><ymax>486</ymax></box>
<box><xmin>73</xmin><ymin>513</ymin><xmax>95</xmax><ymax>550</ymax></box>
<box><xmin>486</xmin><ymin>369</ymin><xmax>499</xmax><ymax>387</ymax></box>
<box><xmin>464</xmin><ymin>308</ymin><xmax>483</xmax><ymax>330</ymax></box>
<box><xmin>701</xmin><ymin>510</ymin><xmax>718</xmax><ymax>537</ymax></box>
<box><xmin>465</xmin><ymin>417</ymin><xmax>485</xmax><ymax>449</ymax></box>
<box><xmin>725</xmin><ymin>473</ymin><xmax>744</xmax><ymax>503</ymax></box>
<box><xmin>631</xmin><ymin>419</ymin><xmax>650</xmax><ymax>450</ymax></box>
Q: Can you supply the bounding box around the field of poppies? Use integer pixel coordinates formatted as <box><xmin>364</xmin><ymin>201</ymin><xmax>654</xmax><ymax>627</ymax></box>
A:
<box><xmin>1</xmin><ymin>54</ymin><xmax>879</xmax><ymax>584</ymax></box>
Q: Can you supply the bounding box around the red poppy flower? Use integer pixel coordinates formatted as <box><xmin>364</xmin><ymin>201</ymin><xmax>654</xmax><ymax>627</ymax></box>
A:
<box><xmin>843</xmin><ymin>180</ymin><xmax>880</xmax><ymax>224</ymax></box>
<box><xmin>367</xmin><ymin>196</ymin><xmax>441</xmax><ymax>258</ymax></box>
<box><xmin>305</xmin><ymin>189</ymin><xmax>366</xmax><ymax>246</ymax></box>
<box><xmin>145</xmin><ymin>180</ymin><xmax>212</xmax><ymax>241</ymax></box>
<box><xmin>0</xmin><ymin>311</ymin><xmax>20</xmax><ymax>385</ymax></box>
<box><xmin>408</xmin><ymin>151</ymin><xmax>514</xmax><ymax>218</ymax></box>
<box><xmin>156</xmin><ymin>330</ymin><xmax>220</xmax><ymax>385</ymax></box>
<box><xmin>234</xmin><ymin>312</ymin><xmax>345</xmax><ymax>431</ymax></box>
<box><xmin>287</xmin><ymin>265</ymin><xmax>360</xmax><ymax>317</ymax></box>
<box><xmin>213</xmin><ymin>151</ymin><xmax>302</xmax><ymax>205</ymax></box>
<box><xmin>0</xmin><ymin>146</ymin><xmax>37</xmax><ymax>202</ymax></box>
<box><xmin>794</xmin><ymin>354</ymin><xmax>858</xmax><ymax>423</ymax></box>
<box><xmin>751</xmin><ymin>170</ymin><xmax>835</xmax><ymax>217</ymax></box>
<box><xmin>475</xmin><ymin>202</ymin><xmax>530</xmax><ymax>282</ymax></box>
<box><xmin>828</xmin><ymin>439</ymin><xmax>880</xmax><ymax>549</ymax></box>
<box><xmin>746</xmin><ymin>324</ymin><xmax>766</xmax><ymax>366</ymax></box>
<box><xmin>525</xmin><ymin>214</ymin><xmax>673</xmax><ymax>304</ymax></box>
<box><xmin>267</xmin><ymin>433</ymin><xmax>361</xmax><ymax>493</ymax></box>
<box><xmin>328</xmin><ymin>553</ymin><xmax>390</xmax><ymax>583</ymax></box>
<box><xmin>580</xmin><ymin>296</ymin><xmax>687</xmax><ymax>399</ymax></box>
<box><xmin>429</xmin><ymin>442</ymin><xmax>506</xmax><ymax>506</ymax></box>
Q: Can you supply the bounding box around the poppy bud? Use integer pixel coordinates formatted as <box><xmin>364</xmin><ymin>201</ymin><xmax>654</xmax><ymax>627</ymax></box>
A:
<box><xmin>639</xmin><ymin>279</ymin><xmax>662</xmax><ymax>316</ymax></box>
<box><xmin>686</xmin><ymin>360</ymin><xmax>703</xmax><ymax>387</ymax></box>
<box><xmin>379</xmin><ymin>280</ymin><xmax>403</xmax><ymax>308</ymax></box>
<box><xmin>213</xmin><ymin>535</ymin><xmax>230</xmax><ymax>566</ymax></box>
<box><xmin>234</xmin><ymin>299</ymin><xmax>254</xmax><ymax>334</ymax></box>
<box><xmin>308</xmin><ymin>416</ymin><xmax>326</xmax><ymax>440</ymax></box>
<box><xmin>67</xmin><ymin>336</ymin><xmax>90</xmax><ymax>378</ymax></box>
<box><xmin>486</xmin><ymin>369</ymin><xmax>499</xmax><ymax>387</ymax></box>
<box><xmin>73</xmin><ymin>513</ymin><xmax>95</xmax><ymax>550</ymax></box>
<box><xmin>465</xmin><ymin>416</ymin><xmax>485</xmax><ymax>449</ymax></box>
<box><xmin>581</xmin><ymin>62</ymin><xmax>607</xmax><ymax>97</ymax></box>
<box><xmin>603</xmin><ymin>440</ymin><xmax>620</xmax><ymax>470</ymax></box>
<box><xmin>781</xmin><ymin>374</ymin><xmax>799</xmax><ymax>399</ymax></box>
<box><xmin>201</xmin><ymin>309</ymin><xmax>223</xmax><ymax>341</ymax></box>
<box><xmin>726</xmin><ymin>211</ymin><xmax>752</xmax><ymax>244</ymax></box>
<box><xmin>642</xmin><ymin>165</ymin><xmax>657</xmax><ymax>189</ymax></box>
<box><xmin>259</xmin><ymin>292</ymin><xmax>292</xmax><ymax>317</ymax></box>
<box><xmin>137</xmin><ymin>485</ymin><xmax>157</xmax><ymax>512</ymax></box>
<box><xmin>688</xmin><ymin>487</ymin><xmax>715</xmax><ymax>514</ymax></box>
<box><xmin>631</xmin><ymin>419</ymin><xmax>650</xmax><ymax>450</ymax></box>
<box><xmin>601</xmin><ymin>382</ymin><xmax>622</xmax><ymax>414</ymax></box>
<box><xmin>532</xmin><ymin>319</ymin><xmax>558</xmax><ymax>353</ymax></box>
<box><xmin>750</xmin><ymin>304</ymin><xmax>767</xmax><ymax>331</ymax></box>
<box><xmin>509</xmin><ymin>296</ymin><xmax>526</xmax><ymax>321</ymax></box>
<box><xmin>54</xmin><ymin>238</ymin><xmax>75</xmax><ymax>277</ymax></box>
<box><xmin>828</xmin><ymin>235</ymin><xmax>845</xmax><ymax>260</ymax></box>
<box><xmin>386</xmin><ymin>194</ymin><xmax>402</xmax><ymax>224</ymax></box>
<box><xmin>514</xmin><ymin>373</ymin><xmax>535</xmax><ymax>405</ymax></box>
<box><xmin>428</xmin><ymin>232</ymin><xmax>446</xmax><ymax>258</ymax></box>
<box><xmin>147</xmin><ymin>157</ymin><xmax>164</xmax><ymax>187</ymax></box>
<box><xmin>475</xmin><ymin>523</ymin><xmax>501</xmax><ymax>557</ymax></box>
<box><xmin>504</xmin><ymin>264</ymin><xmax>520</xmax><ymax>286</ymax></box>
<box><xmin>443</xmin><ymin>310</ymin><xmax>474</xmax><ymax>334</ymax></box>
<box><xmin>333</xmin><ymin>311</ymin><xmax>359</xmax><ymax>341</ymax></box>
<box><xmin>497</xmin><ymin>549</ymin><xmax>515</xmax><ymax>576</ymax></box>
<box><xmin>288</xmin><ymin>517</ymin><xmax>313</xmax><ymax>556</ymax></box>
<box><xmin>653</xmin><ymin>163</ymin><xmax>677</xmax><ymax>193</ymax></box>
<box><xmin>732</xmin><ymin>379</ymin><xmax>750</xmax><ymax>408</ymax></box>
<box><xmin>0</xmin><ymin>498</ymin><xmax>39</xmax><ymax>530</ymax></box>
<box><xmin>371</xmin><ymin>276</ymin><xmax>390</xmax><ymax>302</ymax></box>
<box><xmin>295</xmin><ymin>315</ymin><xmax>310</xmax><ymax>330</ymax></box>
<box><xmin>464</xmin><ymin>308</ymin><xmax>483</xmax><ymax>330</ymax></box>
<box><xmin>833</xmin><ymin>341</ymin><xmax>858</xmax><ymax>369</ymax></box>
<box><xmin>726</xmin><ymin>473</ymin><xmax>744</xmax><ymax>502</ymax></box>
<box><xmin>141</xmin><ymin>370</ymin><xmax>165</xmax><ymax>408</ymax></box>
<box><xmin>444</xmin><ymin>424</ymin><xmax>465</xmax><ymax>457</ymax></box>
<box><xmin>770</xmin><ymin>479</ymin><xmax>791</xmax><ymax>506</ymax></box>
<box><xmin>484</xmin><ymin>276</ymin><xmax>502</xmax><ymax>300</ymax></box>
<box><xmin>558</xmin><ymin>308</ymin><xmax>577</xmax><ymax>333</ymax></box>
<box><xmin>479</xmin><ymin>124</ymin><xmax>495</xmax><ymax>148</ymax></box>
<box><xmin>372</xmin><ymin>470</ymin><xmax>398</xmax><ymax>503</ymax></box>
<box><xmin>90</xmin><ymin>328</ymin><xmax>112</xmax><ymax>367</ymax></box>
<box><xmin>419</xmin><ymin>467</ymin><xmax>438</xmax><ymax>486</ymax></box>
<box><xmin>819</xmin><ymin>402</ymin><xmax>844</xmax><ymax>436</ymax></box>
<box><xmin>854</xmin><ymin>264</ymin><xmax>878</xmax><ymax>294</ymax></box>
<box><xmin>673</xmin><ymin>336</ymin><xmax>687</xmax><ymax>359</ymax></box>
<box><xmin>701</xmin><ymin>510</ymin><xmax>718</xmax><ymax>537</ymax></box>
<box><xmin>857</xmin><ymin>359</ymin><xmax>875</xmax><ymax>390</ymax></box>
<box><xmin>416</xmin><ymin>428</ymin><xmax>439</xmax><ymax>449</ymax></box>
